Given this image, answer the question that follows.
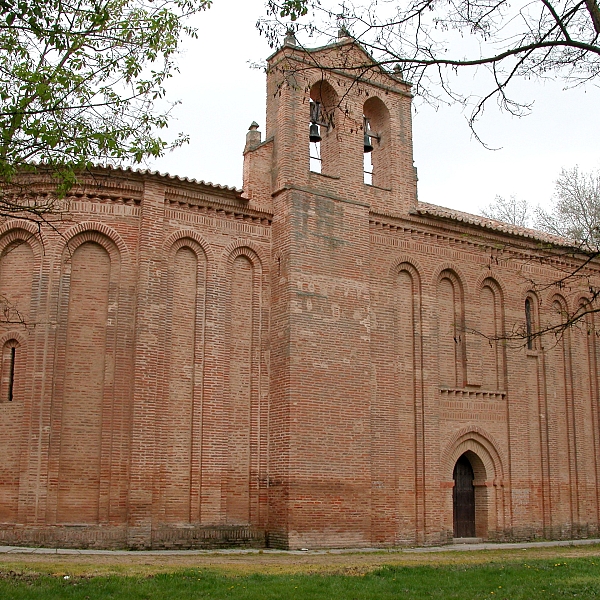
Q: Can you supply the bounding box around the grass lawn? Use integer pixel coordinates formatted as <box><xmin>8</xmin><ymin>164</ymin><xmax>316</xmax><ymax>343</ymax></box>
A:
<box><xmin>1</xmin><ymin>556</ymin><xmax>599</xmax><ymax>599</ymax></box>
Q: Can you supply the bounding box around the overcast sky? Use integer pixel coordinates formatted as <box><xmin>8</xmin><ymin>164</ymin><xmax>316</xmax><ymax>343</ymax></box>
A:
<box><xmin>148</xmin><ymin>0</ymin><xmax>600</xmax><ymax>218</ymax></box>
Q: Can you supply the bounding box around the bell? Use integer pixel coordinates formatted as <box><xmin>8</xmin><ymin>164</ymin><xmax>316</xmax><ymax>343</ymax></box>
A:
<box><xmin>364</xmin><ymin>132</ymin><xmax>374</xmax><ymax>153</ymax></box>
<box><xmin>309</xmin><ymin>123</ymin><xmax>322</xmax><ymax>143</ymax></box>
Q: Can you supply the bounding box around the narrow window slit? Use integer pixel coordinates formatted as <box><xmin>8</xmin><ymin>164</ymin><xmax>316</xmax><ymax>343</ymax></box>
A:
<box><xmin>8</xmin><ymin>346</ymin><xmax>15</xmax><ymax>402</ymax></box>
<box><xmin>525</xmin><ymin>297</ymin><xmax>533</xmax><ymax>350</ymax></box>
<box><xmin>1</xmin><ymin>340</ymin><xmax>18</xmax><ymax>402</ymax></box>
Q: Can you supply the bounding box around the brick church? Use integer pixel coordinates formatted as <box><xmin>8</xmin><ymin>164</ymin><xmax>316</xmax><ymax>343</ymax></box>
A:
<box><xmin>0</xmin><ymin>34</ymin><xmax>598</xmax><ymax>550</ymax></box>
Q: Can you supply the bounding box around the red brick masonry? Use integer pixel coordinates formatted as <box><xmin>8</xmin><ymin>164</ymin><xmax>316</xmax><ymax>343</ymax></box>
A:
<box><xmin>0</xmin><ymin>38</ymin><xmax>597</xmax><ymax>549</ymax></box>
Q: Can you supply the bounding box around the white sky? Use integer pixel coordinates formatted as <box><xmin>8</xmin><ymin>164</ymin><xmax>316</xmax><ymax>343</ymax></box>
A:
<box><xmin>148</xmin><ymin>0</ymin><xmax>600</xmax><ymax>217</ymax></box>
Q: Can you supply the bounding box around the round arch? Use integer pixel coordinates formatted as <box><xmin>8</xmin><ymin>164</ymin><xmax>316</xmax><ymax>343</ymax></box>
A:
<box><xmin>57</xmin><ymin>221</ymin><xmax>129</xmax><ymax>261</ymax></box>
<box><xmin>442</xmin><ymin>428</ymin><xmax>509</xmax><ymax>540</ymax></box>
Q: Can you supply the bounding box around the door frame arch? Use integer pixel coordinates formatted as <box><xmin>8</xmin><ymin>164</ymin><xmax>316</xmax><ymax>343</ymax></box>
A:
<box><xmin>453</xmin><ymin>452</ymin><xmax>476</xmax><ymax>538</ymax></box>
<box><xmin>442</xmin><ymin>428</ymin><xmax>509</xmax><ymax>541</ymax></box>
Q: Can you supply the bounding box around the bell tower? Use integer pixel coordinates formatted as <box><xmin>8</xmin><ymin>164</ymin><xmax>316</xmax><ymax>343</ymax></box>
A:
<box><xmin>243</xmin><ymin>30</ymin><xmax>417</xmax><ymax>215</ymax></box>
<box><xmin>243</xmin><ymin>32</ymin><xmax>417</xmax><ymax>549</ymax></box>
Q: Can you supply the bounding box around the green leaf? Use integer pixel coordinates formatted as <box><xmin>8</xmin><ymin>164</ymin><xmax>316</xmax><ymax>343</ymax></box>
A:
<box><xmin>0</xmin><ymin>0</ymin><xmax>209</xmax><ymax>198</ymax></box>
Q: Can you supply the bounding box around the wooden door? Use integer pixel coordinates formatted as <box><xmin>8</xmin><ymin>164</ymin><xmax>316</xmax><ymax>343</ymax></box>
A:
<box><xmin>453</xmin><ymin>454</ymin><xmax>475</xmax><ymax>538</ymax></box>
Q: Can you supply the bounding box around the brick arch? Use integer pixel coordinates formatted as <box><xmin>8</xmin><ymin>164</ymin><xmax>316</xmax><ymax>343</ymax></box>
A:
<box><xmin>364</xmin><ymin>95</ymin><xmax>391</xmax><ymax>188</ymax></box>
<box><xmin>391</xmin><ymin>257</ymin><xmax>426</xmax><ymax>540</ymax></box>
<box><xmin>478</xmin><ymin>276</ymin><xmax>506</xmax><ymax>318</ymax></box>
<box><xmin>391</xmin><ymin>261</ymin><xmax>423</xmax><ymax>320</ymax></box>
<box><xmin>521</xmin><ymin>289</ymin><xmax>542</xmax><ymax>350</ymax></box>
<box><xmin>222</xmin><ymin>242</ymin><xmax>267</xmax><ymax>527</ymax></box>
<box><xmin>58</xmin><ymin>222</ymin><xmax>128</xmax><ymax>260</ymax></box>
<box><xmin>160</xmin><ymin>235</ymin><xmax>209</xmax><ymax>525</ymax></box>
<box><xmin>547</xmin><ymin>293</ymin><xmax>570</xmax><ymax>327</ymax></box>
<box><xmin>0</xmin><ymin>225</ymin><xmax>44</xmax><ymax>260</ymax></box>
<box><xmin>0</xmin><ymin>227</ymin><xmax>42</xmax><ymax>329</ymax></box>
<box><xmin>574</xmin><ymin>293</ymin><xmax>593</xmax><ymax>309</ymax></box>
<box><xmin>164</xmin><ymin>230</ymin><xmax>215</xmax><ymax>265</ymax></box>
<box><xmin>50</xmin><ymin>234</ymin><xmax>122</xmax><ymax>526</ymax></box>
<box><xmin>442</xmin><ymin>426</ymin><xmax>506</xmax><ymax>484</ymax></box>
<box><xmin>309</xmin><ymin>78</ymin><xmax>340</xmax><ymax>117</ymax></box>
<box><xmin>223</xmin><ymin>241</ymin><xmax>267</xmax><ymax>275</ymax></box>
<box><xmin>431</xmin><ymin>263</ymin><xmax>469</xmax><ymax>296</ymax></box>
<box><xmin>364</xmin><ymin>93</ymin><xmax>391</xmax><ymax>111</ymax></box>
<box><xmin>309</xmin><ymin>78</ymin><xmax>341</xmax><ymax>177</ymax></box>
<box><xmin>61</xmin><ymin>230</ymin><xmax>121</xmax><ymax>267</ymax></box>
<box><xmin>478</xmin><ymin>276</ymin><xmax>507</xmax><ymax>388</ymax></box>
<box><xmin>393</xmin><ymin>261</ymin><xmax>421</xmax><ymax>287</ymax></box>
<box><xmin>521</xmin><ymin>287</ymin><xmax>541</xmax><ymax>307</ymax></box>
<box><xmin>476</xmin><ymin>273</ymin><xmax>506</xmax><ymax>300</ymax></box>
<box><xmin>167</xmin><ymin>238</ymin><xmax>209</xmax><ymax>274</ymax></box>
<box><xmin>0</xmin><ymin>330</ymin><xmax>28</xmax><ymax>348</ymax></box>
<box><xmin>549</xmin><ymin>292</ymin><xmax>568</xmax><ymax>309</ymax></box>
<box><xmin>0</xmin><ymin>219</ymin><xmax>41</xmax><ymax>237</ymax></box>
<box><xmin>388</xmin><ymin>255</ymin><xmax>425</xmax><ymax>281</ymax></box>
<box><xmin>435</xmin><ymin>266</ymin><xmax>467</xmax><ymax>388</ymax></box>
<box><xmin>572</xmin><ymin>295</ymin><xmax>597</xmax><ymax>334</ymax></box>
<box><xmin>435</xmin><ymin>268</ymin><xmax>466</xmax><ymax>307</ymax></box>
<box><xmin>441</xmin><ymin>427</ymin><xmax>510</xmax><ymax>539</ymax></box>
<box><xmin>308</xmin><ymin>74</ymin><xmax>338</xmax><ymax>89</ymax></box>
<box><xmin>546</xmin><ymin>290</ymin><xmax>571</xmax><ymax>344</ymax></box>
<box><xmin>225</xmin><ymin>246</ymin><xmax>264</xmax><ymax>298</ymax></box>
<box><xmin>543</xmin><ymin>290</ymin><xmax>567</xmax><ymax>313</ymax></box>
<box><xmin>0</xmin><ymin>220</ymin><xmax>46</xmax><ymax>254</ymax></box>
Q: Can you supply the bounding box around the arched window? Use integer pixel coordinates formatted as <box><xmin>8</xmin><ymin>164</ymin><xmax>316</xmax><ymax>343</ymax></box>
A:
<box><xmin>525</xmin><ymin>298</ymin><xmax>533</xmax><ymax>349</ymax></box>
<box><xmin>438</xmin><ymin>271</ymin><xmax>466</xmax><ymax>388</ymax></box>
<box><xmin>1</xmin><ymin>339</ymin><xmax>18</xmax><ymax>402</ymax></box>
<box><xmin>309</xmin><ymin>81</ymin><xmax>338</xmax><ymax>176</ymax></box>
<box><xmin>363</xmin><ymin>96</ymin><xmax>391</xmax><ymax>188</ymax></box>
<box><xmin>309</xmin><ymin>100</ymin><xmax>323</xmax><ymax>173</ymax></box>
<box><xmin>525</xmin><ymin>294</ymin><xmax>539</xmax><ymax>350</ymax></box>
<box><xmin>480</xmin><ymin>280</ymin><xmax>505</xmax><ymax>390</ymax></box>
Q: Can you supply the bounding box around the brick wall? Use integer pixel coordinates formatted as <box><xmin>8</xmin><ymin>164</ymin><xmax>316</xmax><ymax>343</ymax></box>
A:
<box><xmin>0</xmin><ymin>38</ymin><xmax>597</xmax><ymax>549</ymax></box>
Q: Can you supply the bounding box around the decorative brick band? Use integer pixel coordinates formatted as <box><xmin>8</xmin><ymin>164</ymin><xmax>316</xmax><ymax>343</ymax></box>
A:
<box><xmin>440</xmin><ymin>388</ymin><xmax>507</xmax><ymax>401</ymax></box>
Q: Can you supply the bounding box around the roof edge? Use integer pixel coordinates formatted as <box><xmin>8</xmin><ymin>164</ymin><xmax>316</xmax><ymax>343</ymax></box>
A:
<box><xmin>412</xmin><ymin>201</ymin><xmax>573</xmax><ymax>248</ymax></box>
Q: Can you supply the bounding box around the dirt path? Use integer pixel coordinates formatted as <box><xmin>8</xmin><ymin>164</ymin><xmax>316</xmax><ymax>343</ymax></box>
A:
<box><xmin>1</xmin><ymin>543</ymin><xmax>600</xmax><ymax>577</ymax></box>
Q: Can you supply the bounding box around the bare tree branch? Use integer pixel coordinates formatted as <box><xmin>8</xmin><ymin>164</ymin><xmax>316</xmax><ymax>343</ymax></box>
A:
<box><xmin>259</xmin><ymin>0</ymin><xmax>600</xmax><ymax>126</ymax></box>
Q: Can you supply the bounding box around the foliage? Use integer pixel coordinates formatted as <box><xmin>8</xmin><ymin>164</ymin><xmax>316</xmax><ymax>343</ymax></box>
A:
<box><xmin>260</xmin><ymin>0</ymin><xmax>600</xmax><ymax>139</ymax></box>
<box><xmin>0</xmin><ymin>0</ymin><xmax>211</xmax><ymax>218</ymax></box>
<box><xmin>481</xmin><ymin>195</ymin><xmax>533</xmax><ymax>227</ymax></box>
<box><xmin>1</xmin><ymin>558</ymin><xmax>600</xmax><ymax>599</ymax></box>
<box><xmin>535</xmin><ymin>166</ymin><xmax>600</xmax><ymax>250</ymax></box>
<box><xmin>478</xmin><ymin>167</ymin><xmax>600</xmax><ymax>340</ymax></box>
<box><xmin>480</xmin><ymin>167</ymin><xmax>600</xmax><ymax>342</ymax></box>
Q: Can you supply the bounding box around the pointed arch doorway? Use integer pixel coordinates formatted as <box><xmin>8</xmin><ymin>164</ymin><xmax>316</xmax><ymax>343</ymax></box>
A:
<box><xmin>453</xmin><ymin>453</ymin><xmax>475</xmax><ymax>538</ymax></box>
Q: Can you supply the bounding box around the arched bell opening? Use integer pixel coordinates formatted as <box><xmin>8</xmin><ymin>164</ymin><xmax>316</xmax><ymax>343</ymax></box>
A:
<box><xmin>453</xmin><ymin>451</ymin><xmax>489</xmax><ymax>539</ymax></box>
<box><xmin>363</xmin><ymin>96</ymin><xmax>390</xmax><ymax>188</ymax></box>
<box><xmin>309</xmin><ymin>80</ymin><xmax>339</xmax><ymax>176</ymax></box>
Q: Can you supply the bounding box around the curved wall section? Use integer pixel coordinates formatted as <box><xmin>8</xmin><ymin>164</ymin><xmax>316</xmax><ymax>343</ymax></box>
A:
<box><xmin>226</xmin><ymin>254</ymin><xmax>254</xmax><ymax>524</ymax></box>
<box><xmin>438</xmin><ymin>272</ymin><xmax>465</xmax><ymax>388</ymax></box>
<box><xmin>0</xmin><ymin>240</ymin><xmax>34</xmax><ymax>522</ymax></box>
<box><xmin>480</xmin><ymin>282</ymin><xmax>505</xmax><ymax>391</ymax></box>
<box><xmin>56</xmin><ymin>242</ymin><xmax>111</xmax><ymax>524</ymax></box>
<box><xmin>0</xmin><ymin>240</ymin><xmax>35</xmax><ymax>323</ymax></box>
<box><xmin>162</xmin><ymin>246</ymin><xmax>203</xmax><ymax>523</ymax></box>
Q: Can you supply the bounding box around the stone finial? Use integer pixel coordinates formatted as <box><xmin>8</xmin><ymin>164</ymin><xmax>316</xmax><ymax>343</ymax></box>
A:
<box><xmin>245</xmin><ymin>122</ymin><xmax>262</xmax><ymax>152</ymax></box>
<box><xmin>284</xmin><ymin>29</ymin><xmax>298</xmax><ymax>47</ymax></box>
<box><xmin>393</xmin><ymin>63</ymin><xmax>404</xmax><ymax>78</ymax></box>
<box><xmin>338</xmin><ymin>26</ymin><xmax>352</xmax><ymax>40</ymax></box>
